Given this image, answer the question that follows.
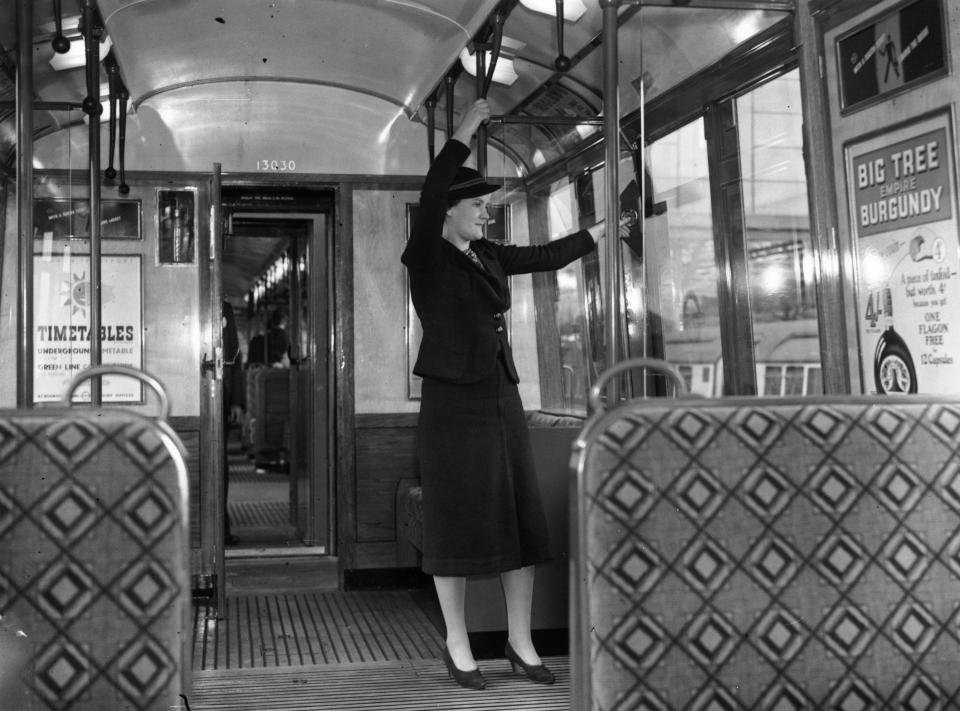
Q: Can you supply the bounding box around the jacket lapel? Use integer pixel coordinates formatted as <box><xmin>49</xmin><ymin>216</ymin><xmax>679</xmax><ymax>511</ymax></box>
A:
<box><xmin>470</xmin><ymin>245</ymin><xmax>510</xmax><ymax>304</ymax></box>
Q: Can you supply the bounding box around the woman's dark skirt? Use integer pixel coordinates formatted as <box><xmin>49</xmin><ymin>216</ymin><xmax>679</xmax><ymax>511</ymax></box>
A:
<box><xmin>416</xmin><ymin>355</ymin><xmax>552</xmax><ymax>577</ymax></box>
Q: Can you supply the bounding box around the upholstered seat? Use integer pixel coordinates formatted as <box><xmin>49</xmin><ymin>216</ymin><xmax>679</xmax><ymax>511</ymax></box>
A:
<box><xmin>572</xmin><ymin>393</ymin><xmax>960</xmax><ymax>709</ymax></box>
<box><xmin>0</xmin><ymin>405</ymin><xmax>191</xmax><ymax>710</ymax></box>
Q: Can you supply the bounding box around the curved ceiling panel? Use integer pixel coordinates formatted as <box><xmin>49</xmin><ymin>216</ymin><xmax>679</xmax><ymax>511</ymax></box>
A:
<box><xmin>97</xmin><ymin>0</ymin><xmax>499</xmax><ymax>116</ymax></box>
<box><xmin>2</xmin><ymin>0</ymin><xmax>794</xmax><ymax>178</ymax></box>
<box><xmin>33</xmin><ymin>83</ymin><xmax>432</xmax><ymax>175</ymax></box>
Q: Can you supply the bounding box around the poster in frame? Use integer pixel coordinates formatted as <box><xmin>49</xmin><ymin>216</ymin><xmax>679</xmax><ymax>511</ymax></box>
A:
<box><xmin>33</xmin><ymin>252</ymin><xmax>144</xmax><ymax>403</ymax></box>
<box><xmin>843</xmin><ymin>109</ymin><xmax>958</xmax><ymax>395</ymax></box>
<box><xmin>33</xmin><ymin>197</ymin><xmax>142</xmax><ymax>240</ymax></box>
<box><xmin>835</xmin><ymin>0</ymin><xmax>946</xmax><ymax>115</ymax></box>
<box><xmin>157</xmin><ymin>188</ymin><xmax>198</xmax><ymax>264</ymax></box>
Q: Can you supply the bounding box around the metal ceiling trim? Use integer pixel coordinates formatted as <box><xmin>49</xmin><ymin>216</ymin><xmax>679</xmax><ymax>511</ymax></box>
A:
<box><xmin>131</xmin><ymin>76</ymin><xmax>404</xmax><ymax>112</ymax></box>
<box><xmin>627</xmin><ymin>0</ymin><xmax>794</xmax><ymax>10</ymax></box>
<box><xmin>100</xmin><ymin>0</ymin><xmax>177</xmax><ymax>26</ymax></box>
<box><xmin>380</xmin><ymin>0</ymin><xmax>474</xmax><ymax>38</ymax></box>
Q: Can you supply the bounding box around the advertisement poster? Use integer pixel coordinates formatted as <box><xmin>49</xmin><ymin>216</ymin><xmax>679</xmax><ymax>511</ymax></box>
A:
<box><xmin>33</xmin><ymin>198</ymin><xmax>142</xmax><ymax>240</ymax></box>
<box><xmin>33</xmin><ymin>253</ymin><xmax>143</xmax><ymax>403</ymax></box>
<box><xmin>836</xmin><ymin>0</ymin><xmax>946</xmax><ymax>113</ymax></box>
<box><xmin>846</xmin><ymin>112</ymin><xmax>959</xmax><ymax>394</ymax></box>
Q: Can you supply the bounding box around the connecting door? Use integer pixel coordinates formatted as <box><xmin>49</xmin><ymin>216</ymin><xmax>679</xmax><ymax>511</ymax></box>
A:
<box><xmin>225</xmin><ymin>211</ymin><xmax>331</xmax><ymax>551</ymax></box>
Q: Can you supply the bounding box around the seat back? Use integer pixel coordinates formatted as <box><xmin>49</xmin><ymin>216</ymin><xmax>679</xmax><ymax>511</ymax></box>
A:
<box><xmin>0</xmin><ymin>404</ymin><xmax>190</xmax><ymax>710</ymax></box>
<box><xmin>246</xmin><ymin>366</ymin><xmax>290</xmax><ymax>463</ymax></box>
<box><xmin>572</xmin><ymin>393</ymin><xmax>960</xmax><ymax>709</ymax></box>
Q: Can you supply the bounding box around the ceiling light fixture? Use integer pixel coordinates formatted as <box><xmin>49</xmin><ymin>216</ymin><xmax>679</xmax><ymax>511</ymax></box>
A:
<box><xmin>459</xmin><ymin>47</ymin><xmax>518</xmax><ymax>86</ymax></box>
<box><xmin>518</xmin><ymin>0</ymin><xmax>587</xmax><ymax>22</ymax></box>
<box><xmin>49</xmin><ymin>34</ymin><xmax>112</xmax><ymax>71</ymax></box>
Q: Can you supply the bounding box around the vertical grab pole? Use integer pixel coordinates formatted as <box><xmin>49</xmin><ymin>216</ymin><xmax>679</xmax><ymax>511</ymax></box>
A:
<box><xmin>83</xmin><ymin>0</ymin><xmax>103</xmax><ymax>405</ymax></box>
<box><xmin>15</xmin><ymin>0</ymin><xmax>34</xmax><ymax>407</ymax></box>
<box><xmin>425</xmin><ymin>93</ymin><xmax>437</xmax><ymax>164</ymax></box>
<box><xmin>445</xmin><ymin>73</ymin><xmax>457</xmax><ymax>138</ymax></box>
<box><xmin>636</xmin><ymin>45</ymin><xmax>649</xmax><ymax>398</ymax></box>
<box><xmin>474</xmin><ymin>11</ymin><xmax>503</xmax><ymax>177</ymax></box>
<box><xmin>474</xmin><ymin>47</ymin><xmax>487</xmax><ymax>175</ymax></box>
<box><xmin>211</xmin><ymin>162</ymin><xmax>226</xmax><ymax>614</ymax></box>
<box><xmin>600</xmin><ymin>0</ymin><xmax>622</xmax><ymax>401</ymax></box>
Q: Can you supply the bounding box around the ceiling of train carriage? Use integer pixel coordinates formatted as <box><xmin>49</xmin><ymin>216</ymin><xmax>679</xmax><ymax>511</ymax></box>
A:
<box><xmin>0</xmin><ymin>0</ymin><xmax>794</xmax><ymax>179</ymax></box>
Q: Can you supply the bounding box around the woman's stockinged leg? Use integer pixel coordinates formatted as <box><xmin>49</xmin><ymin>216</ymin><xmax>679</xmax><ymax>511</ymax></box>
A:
<box><xmin>500</xmin><ymin>565</ymin><xmax>541</xmax><ymax>664</ymax></box>
<box><xmin>433</xmin><ymin>575</ymin><xmax>478</xmax><ymax>670</ymax></box>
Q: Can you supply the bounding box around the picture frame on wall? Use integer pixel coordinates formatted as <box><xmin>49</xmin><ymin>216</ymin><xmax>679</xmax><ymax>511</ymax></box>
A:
<box><xmin>835</xmin><ymin>0</ymin><xmax>946</xmax><ymax>115</ymax></box>
<box><xmin>33</xmin><ymin>197</ymin><xmax>142</xmax><ymax>240</ymax></box>
<box><xmin>157</xmin><ymin>188</ymin><xmax>197</xmax><ymax>264</ymax></box>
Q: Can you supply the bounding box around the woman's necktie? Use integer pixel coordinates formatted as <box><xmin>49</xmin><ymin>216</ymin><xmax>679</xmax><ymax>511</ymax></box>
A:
<box><xmin>465</xmin><ymin>248</ymin><xmax>484</xmax><ymax>270</ymax></box>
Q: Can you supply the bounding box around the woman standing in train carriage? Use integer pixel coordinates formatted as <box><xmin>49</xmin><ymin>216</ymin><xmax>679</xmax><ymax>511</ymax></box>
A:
<box><xmin>402</xmin><ymin>98</ymin><xmax>611</xmax><ymax>690</ymax></box>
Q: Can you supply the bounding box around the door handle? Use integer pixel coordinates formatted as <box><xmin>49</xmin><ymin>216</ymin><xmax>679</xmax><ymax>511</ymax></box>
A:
<box><xmin>201</xmin><ymin>352</ymin><xmax>215</xmax><ymax>376</ymax></box>
<box><xmin>201</xmin><ymin>347</ymin><xmax>224</xmax><ymax>378</ymax></box>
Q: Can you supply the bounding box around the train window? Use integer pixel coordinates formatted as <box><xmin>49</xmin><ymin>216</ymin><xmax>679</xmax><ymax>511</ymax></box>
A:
<box><xmin>524</xmin><ymin>154</ymin><xmax>631</xmax><ymax>414</ymax></box>
<box><xmin>538</xmin><ymin>156</ymin><xmax>639</xmax><ymax>412</ymax></box>
<box><xmin>736</xmin><ymin>69</ymin><xmax>823</xmax><ymax>395</ymax></box>
<box><xmin>762</xmin><ymin>365</ymin><xmax>783</xmax><ymax>396</ymax></box>
<box><xmin>543</xmin><ymin>177</ymin><xmax>592</xmax><ymax>413</ymax></box>
<box><xmin>758</xmin><ymin>363</ymin><xmax>824</xmax><ymax>396</ymax></box>
<box><xmin>646</xmin><ymin>117</ymin><xmax>723</xmax><ymax>398</ymax></box>
<box><xmin>784</xmin><ymin>365</ymin><xmax>805</xmax><ymax>395</ymax></box>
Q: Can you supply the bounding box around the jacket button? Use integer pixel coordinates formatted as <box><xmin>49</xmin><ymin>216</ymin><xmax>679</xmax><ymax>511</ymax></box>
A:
<box><xmin>495</xmin><ymin>326</ymin><xmax>504</xmax><ymax>333</ymax></box>
<box><xmin>493</xmin><ymin>313</ymin><xmax>502</xmax><ymax>320</ymax></box>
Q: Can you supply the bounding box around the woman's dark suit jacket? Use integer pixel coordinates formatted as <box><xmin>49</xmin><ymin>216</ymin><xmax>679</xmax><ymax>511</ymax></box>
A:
<box><xmin>401</xmin><ymin>139</ymin><xmax>595</xmax><ymax>385</ymax></box>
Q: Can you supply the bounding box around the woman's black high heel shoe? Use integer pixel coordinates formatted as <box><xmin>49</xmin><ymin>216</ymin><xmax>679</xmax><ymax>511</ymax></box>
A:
<box><xmin>441</xmin><ymin>647</ymin><xmax>486</xmax><ymax>690</ymax></box>
<box><xmin>505</xmin><ymin>641</ymin><xmax>555</xmax><ymax>685</ymax></box>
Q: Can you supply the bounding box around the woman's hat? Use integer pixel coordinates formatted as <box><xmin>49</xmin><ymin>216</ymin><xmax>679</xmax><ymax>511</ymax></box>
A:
<box><xmin>449</xmin><ymin>166</ymin><xmax>499</xmax><ymax>200</ymax></box>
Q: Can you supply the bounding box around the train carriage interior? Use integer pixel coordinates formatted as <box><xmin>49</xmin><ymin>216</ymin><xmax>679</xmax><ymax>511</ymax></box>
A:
<box><xmin>4</xmin><ymin>0</ymin><xmax>960</xmax><ymax>708</ymax></box>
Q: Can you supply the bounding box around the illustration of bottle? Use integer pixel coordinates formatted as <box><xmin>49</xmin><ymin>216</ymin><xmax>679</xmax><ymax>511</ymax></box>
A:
<box><xmin>873</xmin><ymin>286</ymin><xmax>917</xmax><ymax>394</ymax></box>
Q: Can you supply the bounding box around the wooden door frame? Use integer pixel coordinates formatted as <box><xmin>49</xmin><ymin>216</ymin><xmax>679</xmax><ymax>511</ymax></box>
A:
<box><xmin>200</xmin><ymin>164</ymin><xmax>226</xmax><ymax>611</ymax></box>
<box><xmin>224</xmin><ymin>208</ymin><xmax>332</xmax><ymax>552</ymax></box>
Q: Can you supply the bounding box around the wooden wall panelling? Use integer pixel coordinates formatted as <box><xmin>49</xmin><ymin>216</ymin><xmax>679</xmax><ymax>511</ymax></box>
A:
<box><xmin>351</xmin><ymin>413</ymin><xmax>418</xmax><ymax>569</ymax></box>
<box><xmin>171</xmin><ymin>417</ymin><xmax>202</xmax><ymax>570</ymax></box>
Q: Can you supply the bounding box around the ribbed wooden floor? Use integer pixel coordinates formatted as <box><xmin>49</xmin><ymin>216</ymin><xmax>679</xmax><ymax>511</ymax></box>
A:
<box><xmin>230</xmin><ymin>500</ymin><xmax>288</xmax><ymax>527</ymax></box>
<box><xmin>188</xmin><ymin>656</ymin><xmax>570</xmax><ymax>710</ymax></box>
<box><xmin>190</xmin><ymin>586</ymin><xmax>570</xmax><ymax>710</ymax></box>
<box><xmin>197</xmin><ymin>437</ymin><xmax>571</xmax><ymax>708</ymax></box>
<box><xmin>226</xmin><ymin>435</ymin><xmax>299</xmax><ymax>545</ymax></box>
<box><xmin>193</xmin><ymin>590</ymin><xmax>444</xmax><ymax>670</ymax></box>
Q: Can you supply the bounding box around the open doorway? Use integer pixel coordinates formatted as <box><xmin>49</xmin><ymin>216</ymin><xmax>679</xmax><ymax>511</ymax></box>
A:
<box><xmin>223</xmin><ymin>226</ymin><xmax>300</xmax><ymax>548</ymax></box>
<box><xmin>220</xmin><ymin>202</ymin><xmax>330</xmax><ymax>553</ymax></box>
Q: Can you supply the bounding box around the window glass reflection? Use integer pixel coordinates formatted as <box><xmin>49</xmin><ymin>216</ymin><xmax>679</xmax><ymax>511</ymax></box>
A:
<box><xmin>736</xmin><ymin>69</ymin><xmax>822</xmax><ymax>395</ymax></box>
<box><xmin>547</xmin><ymin>179</ymin><xmax>592</xmax><ymax>412</ymax></box>
<box><xmin>647</xmin><ymin>117</ymin><xmax>723</xmax><ymax>397</ymax></box>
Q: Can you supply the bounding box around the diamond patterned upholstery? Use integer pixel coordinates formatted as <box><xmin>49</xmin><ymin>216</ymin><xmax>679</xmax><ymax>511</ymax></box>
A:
<box><xmin>0</xmin><ymin>407</ymin><xmax>190</xmax><ymax>710</ymax></box>
<box><xmin>571</xmin><ymin>396</ymin><xmax>960</xmax><ymax>710</ymax></box>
